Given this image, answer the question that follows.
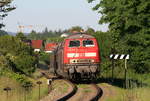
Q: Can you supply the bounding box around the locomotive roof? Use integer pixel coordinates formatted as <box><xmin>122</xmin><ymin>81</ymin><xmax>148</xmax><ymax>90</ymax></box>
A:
<box><xmin>65</xmin><ymin>33</ymin><xmax>95</xmax><ymax>39</ymax></box>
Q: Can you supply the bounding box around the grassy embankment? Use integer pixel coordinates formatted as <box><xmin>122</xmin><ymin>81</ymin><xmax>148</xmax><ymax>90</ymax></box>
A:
<box><xmin>100</xmin><ymin>83</ymin><xmax>150</xmax><ymax>101</ymax></box>
<box><xmin>77</xmin><ymin>84</ymin><xmax>92</xmax><ymax>93</ymax></box>
<box><xmin>52</xmin><ymin>80</ymin><xmax>69</xmax><ymax>94</ymax></box>
<box><xmin>0</xmin><ymin>76</ymin><xmax>48</xmax><ymax>101</ymax></box>
<box><xmin>99</xmin><ymin>73</ymin><xmax>150</xmax><ymax>101</ymax></box>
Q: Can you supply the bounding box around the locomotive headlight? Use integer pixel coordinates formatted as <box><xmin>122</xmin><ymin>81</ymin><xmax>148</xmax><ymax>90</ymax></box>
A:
<box><xmin>70</xmin><ymin>59</ymin><xmax>95</xmax><ymax>63</ymax></box>
<box><xmin>91</xmin><ymin>59</ymin><xmax>95</xmax><ymax>62</ymax></box>
<box><xmin>70</xmin><ymin>59</ymin><xmax>77</xmax><ymax>63</ymax></box>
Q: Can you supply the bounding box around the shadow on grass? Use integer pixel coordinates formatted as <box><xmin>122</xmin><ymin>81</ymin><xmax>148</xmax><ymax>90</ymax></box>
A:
<box><xmin>95</xmin><ymin>77</ymin><xmax>149</xmax><ymax>89</ymax></box>
<box><xmin>70</xmin><ymin>77</ymin><xmax>148</xmax><ymax>89</ymax></box>
<box><xmin>38</xmin><ymin>63</ymin><xmax>49</xmax><ymax>70</ymax></box>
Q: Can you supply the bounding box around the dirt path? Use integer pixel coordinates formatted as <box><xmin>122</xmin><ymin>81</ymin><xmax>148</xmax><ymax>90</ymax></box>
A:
<box><xmin>67</xmin><ymin>84</ymin><xmax>97</xmax><ymax>101</ymax></box>
<box><xmin>98</xmin><ymin>83</ymin><xmax>116</xmax><ymax>101</ymax></box>
<box><xmin>40</xmin><ymin>80</ymin><xmax>72</xmax><ymax>101</ymax></box>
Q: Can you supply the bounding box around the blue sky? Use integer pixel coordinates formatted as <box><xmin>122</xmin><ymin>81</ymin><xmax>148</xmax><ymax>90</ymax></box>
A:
<box><xmin>3</xmin><ymin>0</ymin><xmax>108</xmax><ymax>33</ymax></box>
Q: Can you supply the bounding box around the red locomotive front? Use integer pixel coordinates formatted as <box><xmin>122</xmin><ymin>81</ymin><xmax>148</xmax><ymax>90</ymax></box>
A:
<box><xmin>63</xmin><ymin>34</ymin><xmax>100</xmax><ymax>79</ymax></box>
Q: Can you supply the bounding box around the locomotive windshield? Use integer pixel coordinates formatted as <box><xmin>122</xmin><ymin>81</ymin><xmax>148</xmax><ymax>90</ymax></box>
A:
<box><xmin>83</xmin><ymin>40</ymin><xmax>94</xmax><ymax>47</ymax></box>
<box><xmin>69</xmin><ymin>40</ymin><xmax>80</xmax><ymax>47</ymax></box>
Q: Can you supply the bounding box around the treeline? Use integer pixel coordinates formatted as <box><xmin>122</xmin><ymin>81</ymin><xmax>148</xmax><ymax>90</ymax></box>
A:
<box><xmin>26</xmin><ymin>26</ymin><xmax>95</xmax><ymax>40</ymax></box>
<box><xmin>88</xmin><ymin>0</ymin><xmax>150</xmax><ymax>78</ymax></box>
<box><xmin>0</xmin><ymin>30</ymin><xmax>8</xmax><ymax>36</ymax></box>
<box><xmin>27</xmin><ymin>28</ymin><xmax>64</xmax><ymax>40</ymax></box>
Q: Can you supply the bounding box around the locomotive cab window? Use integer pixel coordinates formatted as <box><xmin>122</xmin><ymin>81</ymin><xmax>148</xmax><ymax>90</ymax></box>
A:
<box><xmin>83</xmin><ymin>40</ymin><xmax>94</xmax><ymax>47</ymax></box>
<box><xmin>69</xmin><ymin>40</ymin><xmax>80</xmax><ymax>47</ymax></box>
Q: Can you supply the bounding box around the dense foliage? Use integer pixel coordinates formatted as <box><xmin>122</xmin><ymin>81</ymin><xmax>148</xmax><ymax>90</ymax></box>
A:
<box><xmin>16</xmin><ymin>32</ymin><xmax>27</xmax><ymax>41</ymax></box>
<box><xmin>93</xmin><ymin>31</ymin><xmax>113</xmax><ymax>77</ymax></box>
<box><xmin>88</xmin><ymin>0</ymin><xmax>150</xmax><ymax>74</ymax></box>
<box><xmin>46</xmin><ymin>37</ymin><xmax>64</xmax><ymax>43</ymax></box>
<box><xmin>69</xmin><ymin>26</ymin><xmax>83</xmax><ymax>32</ymax></box>
<box><xmin>86</xmin><ymin>27</ymin><xmax>95</xmax><ymax>34</ymax></box>
<box><xmin>0</xmin><ymin>0</ymin><xmax>16</xmax><ymax>29</ymax></box>
<box><xmin>0</xmin><ymin>30</ymin><xmax>8</xmax><ymax>36</ymax></box>
<box><xmin>0</xmin><ymin>35</ymin><xmax>37</xmax><ymax>75</ymax></box>
<box><xmin>38</xmin><ymin>52</ymin><xmax>50</xmax><ymax>65</ymax></box>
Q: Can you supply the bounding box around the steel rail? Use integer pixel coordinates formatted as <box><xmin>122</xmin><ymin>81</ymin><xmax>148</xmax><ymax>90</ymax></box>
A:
<box><xmin>56</xmin><ymin>79</ymin><xmax>77</xmax><ymax>101</ymax></box>
<box><xmin>90</xmin><ymin>84</ymin><xmax>103</xmax><ymax>101</ymax></box>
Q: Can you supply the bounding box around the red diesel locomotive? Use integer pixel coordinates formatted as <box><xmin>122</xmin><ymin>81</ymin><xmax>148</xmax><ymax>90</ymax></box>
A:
<box><xmin>50</xmin><ymin>33</ymin><xmax>100</xmax><ymax>79</ymax></box>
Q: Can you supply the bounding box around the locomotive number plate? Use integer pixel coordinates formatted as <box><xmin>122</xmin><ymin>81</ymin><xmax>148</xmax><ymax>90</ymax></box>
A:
<box><xmin>78</xmin><ymin>59</ymin><xmax>90</xmax><ymax>63</ymax></box>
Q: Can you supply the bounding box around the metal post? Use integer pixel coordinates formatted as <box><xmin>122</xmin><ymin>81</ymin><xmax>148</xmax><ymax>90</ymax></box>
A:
<box><xmin>3</xmin><ymin>87</ymin><xmax>11</xmax><ymax>101</ymax></box>
<box><xmin>36</xmin><ymin>81</ymin><xmax>42</xmax><ymax>101</ymax></box>
<box><xmin>22</xmin><ymin>82</ymin><xmax>32</xmax><ymax>101</ymax></box>
<box><xmin>125</xmin><ymin>59</ymin><xmax>127</xmax><ymax>89</ymax></box>
<box><xmin>47</xmin><ymin>79</ymin><xmax>52</xmax><ymax>94</ymax></box>
<box><xmin>112</xmin><ymin>60</ymin><xmax>114</xmax><ymax>82</ymax></box>
<box><xmin>24</xmin><ymin>89</ymin><xmax>26</xmax><ymax>101</ymax></box>
<box><xmin>39</xmin><ymin>84</ymin><xmax>40</xmax><ymax>100</ymax></box>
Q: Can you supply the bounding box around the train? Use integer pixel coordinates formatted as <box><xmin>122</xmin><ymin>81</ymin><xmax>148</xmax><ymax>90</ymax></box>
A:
<box><xmin>49</xmin><ymin>32</ymin><xmax>101</xmax><ymax>80</ymax></box>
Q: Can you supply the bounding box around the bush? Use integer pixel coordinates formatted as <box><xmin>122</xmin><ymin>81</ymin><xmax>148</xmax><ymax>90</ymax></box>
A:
<box><xmin>0</xmin><ymin>35</ymin><xmax>37</xmax><ymax>75</ymax></box>
<box><xmin>39</xmin><ymin>52</ymin><xmax>50</xmax><ymax>65</ymax></box>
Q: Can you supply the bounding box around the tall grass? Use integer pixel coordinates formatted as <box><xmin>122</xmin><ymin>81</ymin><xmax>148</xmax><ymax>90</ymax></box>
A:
<box><xmin>100</xmin><ymin>83</ymin><xmax>150</xmax><ymax>101</ymax></box>
<box><xmin>0</xmin><ymin>76</ymin><xmax>48</xmax><ymax>101</ymax></box>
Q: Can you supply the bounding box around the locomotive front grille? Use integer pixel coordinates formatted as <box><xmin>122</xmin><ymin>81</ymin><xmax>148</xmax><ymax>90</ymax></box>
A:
<box><xmin>70</xmin><ymin>59</ymin><xmax>94</xmax><ymax>63</ymax></box>
<box><xmin>78</xmin><ymin>59</ymin><xmax>90</xmax><ymax>63</ymax></box>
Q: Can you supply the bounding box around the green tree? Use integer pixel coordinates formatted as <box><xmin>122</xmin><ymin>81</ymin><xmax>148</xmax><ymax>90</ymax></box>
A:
<box><xmin>88</xmin><ymin>0</ymin><xmax>150</xmax><ymax>73</ymax></box>
<box><xmin>16</xmin><ymin>32</ymin><xmax>27</xmax><ymax>41</ymax></box>
<box><xmin>94</xmin><ymin>31</ymin><xmax>112</xmax><ymax>77</ymax></box>
<box><xmin>0</xmin><ymin>0</ymin><xmax>16</xmax><ymax>29</ymax></box>
<box><xmin>0</xmin><ymin>55</ymin><xmax>9</xmax><ymax>73</ymax></box>
<box><xmin>43</xmin><ymin>27</ymin><xmax>49</xmax><ymax>34</ymax></box>
<box><xmin>0</xmin><ymin>35</ymin><xmax>36</xmax><ymax>75</ymax></box>
<box><xmin>27</xmin><ymin>29</ymin><xmax>64</xmax><ymax>40</ymax></box>
<box><xmin>13</xmin><ymin>54</ymin><xmax>36</xmax><ymax>74</ymax></box>
<box><xmin>28</xmin><ymin>30</ymin><xmax>37</xmax><ymax>40</ymax></box>
<box><xmin>86</xmin><ymin>27</ymin><xmax>95</xmax><ymax>34</ymax></box>
<box><xmin>69</xmin><ymin>26</ymin><xmax>83</xmax><ymax>33</ymax></box>
<box><xmin>0</xmin><ymin>30</ymin><xmax>8</xmax><ymax>36</ymax></box>
<box><xmin>46</xmin><ymin>37</ymin><xmax>64</xmax><ymax>43</ymax></box>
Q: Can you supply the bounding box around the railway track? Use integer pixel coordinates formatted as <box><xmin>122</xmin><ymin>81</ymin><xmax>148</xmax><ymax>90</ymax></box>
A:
<box><xmin>41</xmin><ymin>71</ymin><xmax>103</xmax><ymax>101</ymax></box>
<box><xmin>56</xmin><ymin>79</ymin><xmax>77</xmax><ymax>101</ymax></box>
<box><xmin>67</xmin><ymin>83</ymin><xmax>102</xmax><ymax>101</ymax></box>
<box><xmin>90</xmin><ymin>84</ymin><xmax>103</xmax><ymax>101</ymax></box>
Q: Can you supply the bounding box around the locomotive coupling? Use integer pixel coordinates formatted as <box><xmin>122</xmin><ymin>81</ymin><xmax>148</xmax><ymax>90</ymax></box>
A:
<box><xmin>69</xmin><ymin>67</ymin><xmax>75</xmax><ymax>74</ymax></box>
